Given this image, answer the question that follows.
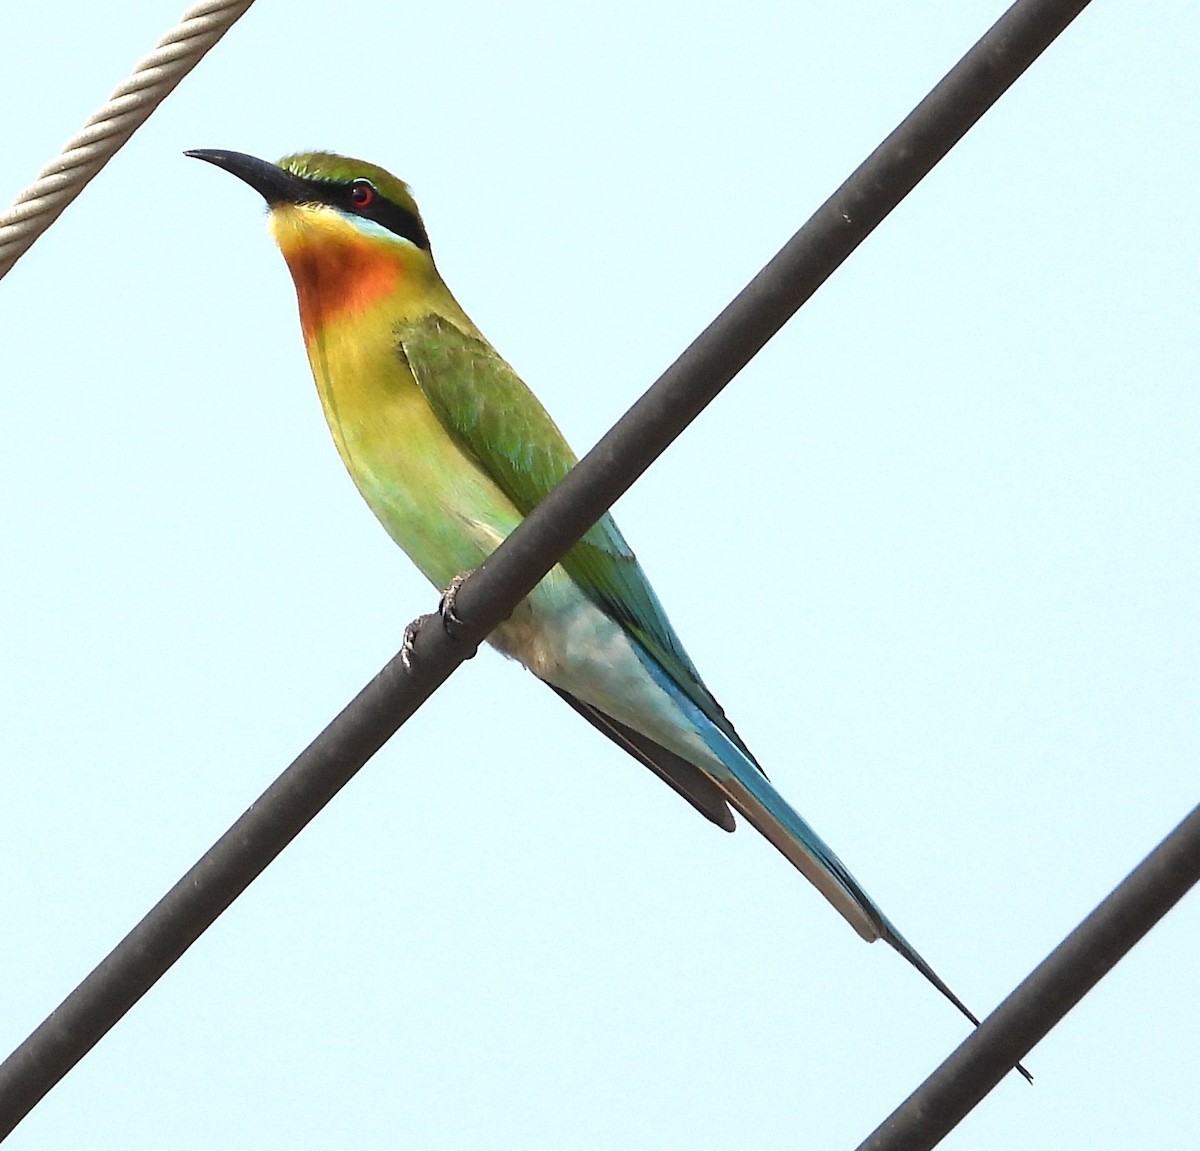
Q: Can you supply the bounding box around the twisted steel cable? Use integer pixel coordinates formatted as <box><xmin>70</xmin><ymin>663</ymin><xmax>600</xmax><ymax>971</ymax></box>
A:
<box><xmin>0</xmin><ymin>0</ymin><xmax>255</xmax><ymax>281</ymax></box>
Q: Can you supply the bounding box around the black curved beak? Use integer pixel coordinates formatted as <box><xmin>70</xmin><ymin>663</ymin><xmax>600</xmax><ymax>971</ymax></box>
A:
<box><xmin>185</xmin><ymin>149</ymin><xmax>311</xmax><ymax>206</ymax></box>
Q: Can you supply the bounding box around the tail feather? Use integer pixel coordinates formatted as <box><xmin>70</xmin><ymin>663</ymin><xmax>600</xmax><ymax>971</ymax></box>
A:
<box><xmin>630</xmin><ymin>651</ymin><xmax>1033</xmax><ymax>1080</ymax></box>
<box><xmin>710</xmin><ymin>745</ymin><xmax>1034</xmax><ymax>1081</ymax></box>
<box><xmin>717</xmin><ymin>768</ymin><xmax>882</xmax><ymax>943</ymax></box>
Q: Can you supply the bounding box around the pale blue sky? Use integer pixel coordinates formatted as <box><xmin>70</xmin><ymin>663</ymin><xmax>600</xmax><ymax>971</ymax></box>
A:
<box><xmin>2</xmin><ymin>2</ymin><xmax>1197</xmax><ymax>1147</ymax></box>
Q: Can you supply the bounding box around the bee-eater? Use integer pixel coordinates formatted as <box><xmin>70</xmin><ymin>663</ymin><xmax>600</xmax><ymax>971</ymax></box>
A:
<box><xmin>188</xmin><ymin>148</ymin><xmax>1021</xmax><ymax>1066</ymax></box>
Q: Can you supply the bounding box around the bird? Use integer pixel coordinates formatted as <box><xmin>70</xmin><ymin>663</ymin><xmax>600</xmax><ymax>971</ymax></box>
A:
<box><xmin>188</xmin><ymin>148</ymin><xmax>1027</xmax><ymax>1077</ymax></box>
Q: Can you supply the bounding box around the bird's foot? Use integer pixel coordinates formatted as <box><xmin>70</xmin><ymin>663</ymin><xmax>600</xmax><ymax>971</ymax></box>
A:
<box><xmin>438</xmin><ymin>571</ymin><xmax>471</xmax><ymax>641</ymax></box>
<box><xmin>400</xmin><ymin>572</ymin><xmax>476</xmax><ymax>674</ymax></box>
<box><xmin>400</xmin><ymin>614</ymin><xmax>433</xmax><ymax>674</ymax></box>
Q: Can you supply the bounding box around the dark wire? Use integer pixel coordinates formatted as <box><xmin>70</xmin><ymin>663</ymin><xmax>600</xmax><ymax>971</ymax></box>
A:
<box><xmin>0</xmin><ymin>0</ymin><xmax>1101</xmax><ymax>1139</ymax></box>
<box><xmin>856</xmin><ymin>804</ymin><xmax>1200</xmax><ymax>1151</ymax></box>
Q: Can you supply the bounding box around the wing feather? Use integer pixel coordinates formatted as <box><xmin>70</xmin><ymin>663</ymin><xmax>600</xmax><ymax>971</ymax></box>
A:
<box><xmin>396</xmin><ymin>313</ymin><xmax>762</xmax><ymax>770</ymax></box>
<box><xmin>547</xmin><ymin>685</ymin><xmax>736</xmax><ymax>831</ymax></box>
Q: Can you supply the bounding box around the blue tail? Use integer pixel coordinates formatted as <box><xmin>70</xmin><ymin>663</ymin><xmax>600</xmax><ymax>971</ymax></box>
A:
<box><xmin>629</xmin><ymin>646</ymin><xmax>1032</xmax><ymax>1081</ymax></box>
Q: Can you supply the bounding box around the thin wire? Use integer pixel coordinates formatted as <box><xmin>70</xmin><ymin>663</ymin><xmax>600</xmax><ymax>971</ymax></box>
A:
<box><xmin>0</xmin><ymin>0</ymin><xmax>255</xmax><ymax>282</ymax></box>
<box><xmin>856</xmin><ymin>803</ymin><xmax>1200</xmax><ymax>1151</ymax></box>
<box><xmin>0</xmin><ymin>0</ymin><xmax>1097</xmax><ymax>1139</ymax></box>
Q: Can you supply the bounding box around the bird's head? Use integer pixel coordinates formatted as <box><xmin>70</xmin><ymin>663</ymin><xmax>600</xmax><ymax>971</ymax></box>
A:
<box><xmin>187</xmin><ymin>149</ymin><xmax>440</xmax><ymax>340</ymax></box>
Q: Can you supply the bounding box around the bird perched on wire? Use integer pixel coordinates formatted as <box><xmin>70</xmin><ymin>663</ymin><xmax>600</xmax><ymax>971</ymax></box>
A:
<box><xmin>188</xmin><ymin>148</ymin><xmax>1027</xmax><ymax>1078</ymax></box>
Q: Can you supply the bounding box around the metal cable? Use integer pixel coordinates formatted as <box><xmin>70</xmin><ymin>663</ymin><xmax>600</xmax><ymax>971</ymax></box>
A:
<box><xmin>0</xmin><ymin>0</ymin><xmax>255</xmax><ymax>281</ymax></box>
<box><xmin>0</xmin><ymin>0</ymin><xmax>1097</xmax><ymax>1139</ymax></box>
<box><xmin>856</xmin><ymin>803</ymin><xmax>1200</xmax><ymax>1151</ymax></box>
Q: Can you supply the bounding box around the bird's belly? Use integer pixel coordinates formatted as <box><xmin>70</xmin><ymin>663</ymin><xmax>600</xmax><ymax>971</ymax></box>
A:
<box><xmin>490</xmin><ymin>580</ymin><xmax>714</xmax><ymax>767</ymax></box>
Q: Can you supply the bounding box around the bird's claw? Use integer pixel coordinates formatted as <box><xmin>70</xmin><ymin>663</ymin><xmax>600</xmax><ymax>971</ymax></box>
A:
<box><xmin>400</xmin><ymin>614</ymin><xmax>432</xmax><ymax>674</ymax></box>
<box><xmin>438</xmin><ymin>572</ymin><xmax>471</xmax><ymax>640</ymax></box>
<box><xmin>401</xmin><ymin>573</ymin><xmax>476</xmax><ymax>675</ymax></box>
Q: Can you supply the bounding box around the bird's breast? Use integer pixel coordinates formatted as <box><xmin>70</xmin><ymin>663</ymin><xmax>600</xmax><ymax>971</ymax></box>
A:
<box><xmin>296</xmin><ymin>303</ymin><xmax>526</xmax><ymax>591</ymax></box>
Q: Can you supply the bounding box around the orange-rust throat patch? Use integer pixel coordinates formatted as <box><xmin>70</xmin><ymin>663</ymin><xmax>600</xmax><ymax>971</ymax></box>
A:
<box><xmin>274</xmin><ymin>216</ymin><xmax>403</xmax><ymax>343</ymax></box>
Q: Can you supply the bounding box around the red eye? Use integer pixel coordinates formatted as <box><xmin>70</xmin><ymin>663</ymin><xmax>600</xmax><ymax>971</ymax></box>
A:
<box><xmin>349</xmin><ymin>180</ymin><xmax>376</xmax><ymax>208</ymax></box>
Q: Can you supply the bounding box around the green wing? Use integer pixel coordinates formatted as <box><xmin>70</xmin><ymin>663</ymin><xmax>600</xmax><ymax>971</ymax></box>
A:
<box><xmin>396</xmin><ymin>313</ymin><xmax>759</xmax><ymax>765</ymax></box>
